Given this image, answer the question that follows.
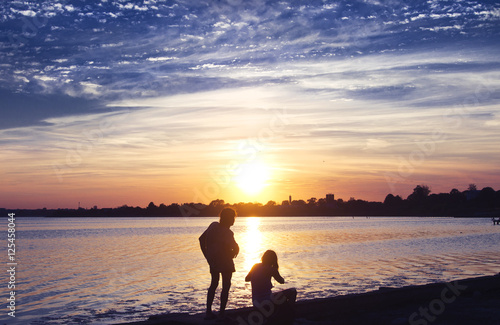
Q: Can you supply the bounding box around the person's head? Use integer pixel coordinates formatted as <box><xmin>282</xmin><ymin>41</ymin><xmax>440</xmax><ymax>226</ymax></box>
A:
<box><xmin>261</xmin><ymin>250</ymin><xmax>279</xmax><ymax>269</ymax></box>
<box><xmin>219</xmin><ymin>207</ymin><xmax>237</xmax><ymax>227</ymax></box>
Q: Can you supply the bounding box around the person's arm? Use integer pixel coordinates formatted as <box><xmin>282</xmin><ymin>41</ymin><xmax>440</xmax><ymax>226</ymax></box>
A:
<box><xmin>230</xmin><ymin>233</ymin><xmax>239</xmax><ymax>258</ymax></box>
<box><xmin>245</xmin><ymin>265</ymin><xmax>255</xmax><ymax>282</ymax></box>
<box><xmin>232</xmin><ymin>241</ymin><xmax>239</xmax><ymax>258</ymax></box>
<box><xmin>272</xmin><ymin>268</ymin><xmax>285</xmax><ymax>284</ymax></box>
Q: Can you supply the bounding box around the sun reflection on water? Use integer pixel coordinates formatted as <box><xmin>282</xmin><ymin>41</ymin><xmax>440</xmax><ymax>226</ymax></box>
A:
<box><xmin>241</xmin><ymin>217</ymin><xmax>264</xmax><ymax>271</ymax></box>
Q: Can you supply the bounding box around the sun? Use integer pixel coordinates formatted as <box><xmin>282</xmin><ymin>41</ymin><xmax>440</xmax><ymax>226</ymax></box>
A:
<box><xmin>235</xmin><ymin>161</ymin><xmax>270</xmax><ymax>195</ymax></box>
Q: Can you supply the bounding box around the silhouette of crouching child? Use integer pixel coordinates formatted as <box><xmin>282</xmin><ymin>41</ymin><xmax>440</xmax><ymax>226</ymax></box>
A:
<box><xmin>244</xmin><ymin>250</ymin><xmax>297</xmax><ymax>325</ymax></box>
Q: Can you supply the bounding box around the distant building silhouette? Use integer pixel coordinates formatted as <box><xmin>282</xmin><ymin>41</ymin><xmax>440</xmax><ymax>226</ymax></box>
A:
<box><xmin>326</xmin><ymin>194</ymin><xmax>335</xmax><ymax>204</ymax></box>
<box><xmin>289</xmin><ymin>195</ymin><xmax>292</xmax><ymax>205</ymax></box>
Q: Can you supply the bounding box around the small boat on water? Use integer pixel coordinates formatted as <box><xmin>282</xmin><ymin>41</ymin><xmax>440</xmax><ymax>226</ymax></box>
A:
<box><xmin>492</xmin><ymin>217</ymin><xmax>500</xmax><ymax>225</ymax></box>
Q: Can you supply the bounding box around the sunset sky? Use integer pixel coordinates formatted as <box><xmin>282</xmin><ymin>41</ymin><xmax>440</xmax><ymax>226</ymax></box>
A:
<box><xmin>1</xmin><ymin>0</ymin><xmax>500</xmax><ymax>209</ymax></box>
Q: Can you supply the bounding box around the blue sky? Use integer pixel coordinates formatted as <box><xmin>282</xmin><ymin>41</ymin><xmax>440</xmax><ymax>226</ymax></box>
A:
<box><xmin>1</xmin><ymin>0</ymin><xmax>500</xmax><ymax>208</ymax></box>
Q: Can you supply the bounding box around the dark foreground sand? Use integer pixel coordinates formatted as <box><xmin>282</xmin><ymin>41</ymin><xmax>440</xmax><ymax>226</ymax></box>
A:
<box><xmin>116</xmin><ymin>273</ymin><xmax>500</xmax><ymax>325</ymax></box>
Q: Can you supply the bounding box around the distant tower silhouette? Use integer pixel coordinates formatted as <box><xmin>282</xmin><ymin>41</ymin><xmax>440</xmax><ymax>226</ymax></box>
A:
<box><xmin>326</xmin><ymin>194</ymin><xmax>335</xmax><ymax>204</ymax></box>
<box><xmin>289</xmin><ymin>195</ymin><xmax>292</xmax><ymax>204</ymax></box>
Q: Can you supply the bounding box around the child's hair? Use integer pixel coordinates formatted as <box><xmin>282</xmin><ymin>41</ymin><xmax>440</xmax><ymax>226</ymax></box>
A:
<box><xmin>219</xmin><ymin>207</ymin><xmax>237</xmax><ymax>226</ymax></box>
<box><xmin>261</xmin><ymin>250</ymin><xmax>279</xmax><ymax>269</ymax></box>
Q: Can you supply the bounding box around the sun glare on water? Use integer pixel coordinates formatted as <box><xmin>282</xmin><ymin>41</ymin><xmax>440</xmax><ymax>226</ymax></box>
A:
<box><xmin>241</xmin><ymin>217</ymin><xmax>264</xmax><ymax>271</ymax></box>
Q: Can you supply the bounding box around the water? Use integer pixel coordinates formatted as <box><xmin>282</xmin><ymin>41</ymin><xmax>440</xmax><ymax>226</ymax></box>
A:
<box><xmin>3</xmin><ymin>216</ymin><xmax>499</xmax><ymax>324</ymax></box>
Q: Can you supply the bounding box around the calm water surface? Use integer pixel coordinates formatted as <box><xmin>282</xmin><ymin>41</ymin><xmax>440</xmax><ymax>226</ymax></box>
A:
<box><xmin>5</xmin><ymin>216</ymin><xmax>500</xmax><ymax>324</ymax></box>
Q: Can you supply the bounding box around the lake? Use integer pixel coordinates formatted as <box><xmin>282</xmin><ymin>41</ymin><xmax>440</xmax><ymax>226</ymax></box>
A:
<box><xmin>7</xmin><ymin>216</ymin><xmax>500</xmax><ymax>324</ymax></box>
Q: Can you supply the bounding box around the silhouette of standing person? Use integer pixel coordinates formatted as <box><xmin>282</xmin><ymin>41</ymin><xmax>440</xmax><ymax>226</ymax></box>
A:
<box><xmin>199</xmin><ymin>208</ymin><xmax>239</xmax><ymax>320</ymax></box>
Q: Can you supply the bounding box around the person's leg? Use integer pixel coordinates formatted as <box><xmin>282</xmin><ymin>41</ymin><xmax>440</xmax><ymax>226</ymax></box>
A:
<box><xmin>270</xmin><ymin>288</ymin><xmax>297</xmax><ymax>325</ymax></box>
<box><xmin>219</xmin><ymin>271</ymin><xmax>233</xmax><ymax>316</ymax></box>
<box><xmin>271</xmin><ymin>288</ymin><xmax>297</xmax><ymax>306</ymax></box>
<box><xmin>282</xmin><ymin>288</ymin><xmax>297</xmax><ymax>303</ymax></box>
<box><xmin>206</xmin><ymin>271</ymin><xmax>220</xmax><ymax>317</ymax></box>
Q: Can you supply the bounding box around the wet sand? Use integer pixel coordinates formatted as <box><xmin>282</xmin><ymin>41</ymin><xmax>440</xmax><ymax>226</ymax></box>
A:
<box><xmin>116</xmin><ymin>273</ymin><xmax>500</xmax><ymax>325</ymax></box>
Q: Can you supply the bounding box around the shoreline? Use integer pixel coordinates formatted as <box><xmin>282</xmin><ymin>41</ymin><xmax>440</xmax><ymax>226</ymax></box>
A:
<box><xmin>115</xmin><ymin>273</ymin><xmax>500</xmax><ymax>325</ymax></box>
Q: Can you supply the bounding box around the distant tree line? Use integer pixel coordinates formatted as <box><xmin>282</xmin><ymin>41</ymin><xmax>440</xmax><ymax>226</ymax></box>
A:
<box><xmin>4</xmin><ymin>184</ymin><xmax>500</xmax><ymax>217</ymax></box>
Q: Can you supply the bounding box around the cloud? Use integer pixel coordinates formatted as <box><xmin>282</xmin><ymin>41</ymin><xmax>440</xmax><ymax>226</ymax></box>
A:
<box><xmin>2</xmin><ymin>0</ymin><xmax>499</xmax><ymax>103</ymax></box>
<box><xmin>0</xmin><ymin>88</ymin><xmax>103</xmax><ymax>129</ymax></box>
<box><xmin>10</xmin><ymin>8</ymin><xmax>37</xmax><ymax>17</ymax></box>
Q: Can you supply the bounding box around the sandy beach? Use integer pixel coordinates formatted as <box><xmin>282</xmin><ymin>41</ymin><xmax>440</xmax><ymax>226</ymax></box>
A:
<box><xmin>116</xmin><ymin>273</ymin><xmax>500</xmax><ymax>325</ymax></box>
